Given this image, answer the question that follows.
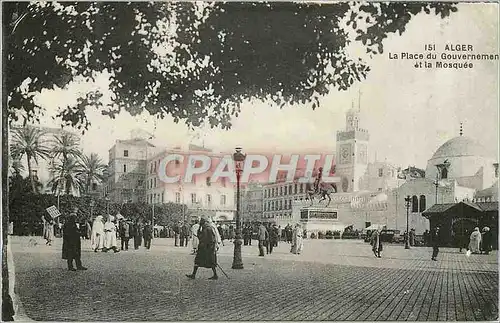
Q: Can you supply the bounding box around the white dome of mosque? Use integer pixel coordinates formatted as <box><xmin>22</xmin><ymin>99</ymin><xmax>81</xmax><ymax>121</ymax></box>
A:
<box><xmin>430</xmin><ymin>136</ymin><xmax>486</xmax><ymax>160</ymax></box>
<box><xmin>425</xmin><ymin>134</ymin><xmax>497</xmax><ymax>191</ymax></box>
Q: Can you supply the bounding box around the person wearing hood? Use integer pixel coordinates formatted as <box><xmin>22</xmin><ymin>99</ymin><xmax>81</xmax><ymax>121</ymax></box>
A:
<box><xmin>469</xmin><ymin>227</ymin><xmax>482</xmax><ymax>254</ymax></box>
<box><xmin>208</xmin><ymin>216</ymin><xmax>223</xmax><ymax>248</ymax></box>
<box><xmin>290</xmin><ymin>223</ymin><xmax>304</xmax><ymax>255</ymax></box>
<box><xmin>62</xmin><ymin>210</ymin><xmax>87</xmax><ymax>271</ymax></box>
<box><xmin>103</xmin><ymin>215</ymin><xmax>119</xmax><ymax>253</ymax></box>
<box><xmin>191</xmin><ymin>219</ymin><xmax>200</xmax><ymax>255</ymax></box>
<box><xmin>186</xmin><ymin>216</ymin><xmax>219</xmax><ymax>280</ymax></box>
<box><xmin>90</xmin><ymin>215</ymin><xmax>105</xmax><ymax>252</ymax></box>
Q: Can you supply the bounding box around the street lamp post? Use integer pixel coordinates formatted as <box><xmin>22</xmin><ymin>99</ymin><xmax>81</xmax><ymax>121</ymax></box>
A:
<box><xmin>105</xmin><ymin>196</ymin><xmax>110</xmax><ymax>215</ymax></box>
<box><xmin>232</xmin><ymin>147</ymin><xmax>246</xmax><ymax>270</ymax></box>
<box><xmin>90</xmin><ymin>200</ymin><xmax>95</xmax><ymax>219</ymax></box>
<box><xmin>404</xmin><ymin>195</ymin><xmax>411</xmax><ymax>249</ymax></box>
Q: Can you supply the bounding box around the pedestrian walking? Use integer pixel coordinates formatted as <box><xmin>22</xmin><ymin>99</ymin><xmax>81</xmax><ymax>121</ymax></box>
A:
<box><xmin>181</xmin><ymin>221</ymin><xmax>190</xmax><ymax>247</ymax></box>
<box><xmin>174</xmin><ymin>221</ymin><xmax>181</xmax><ymax>247</ymax></box>
<box><xmin>62</xmin><ymin>210</ymin><xmax>87</xmax><ymax>271</ymax></box>
<box><xmin>257</xmin><ymin>222</ymin><xmax>268</xmax><ymax>256</ymax></box>
<box><xmin>291</xmin><ymin>223</ymin><xmax>304</xmax><ymax>254</ymax></box>
<box><xmin>133</xmin><ymin>219</ymin><xmax>143</xmax><ymax>250</ymax></box>
<box><xmin>458</xmin><ymin>228</ymin><xmax>469</xmax><ymax>253</ymax></box>
<box><xmin>90</xmin><ymin>215</ymin><xmax>105</xmax><ymax>252</ymax></box>
<box><xmin>103</xmin><ymin>215</ymin><xmax>120</xmax><ymax>253</ymax></box>
<box><xmin>370</xmin><ymin>229</ymin><xmax>382</xmax><ymax>258</ymax></box>
<box><xmin>409</xmin><ymin>228</ymin><xmax>415</xmax><ymax>247</ymax></box>
<box><xmin>143</xmin><ymin>221</ymin><xmax>153</xmax><ymax>250</ymax></box>
<box><xmin>430</xmin><ymin>226</ymin><xmax>441</xmax><ymax>261</ymax></box>
<box><xmin>120</xmin><ymin>219</ymin><xmax>131</xmax><ymax>251</ymax></box>
<box><xmin>191</xmin><ymin>220</ymin><xmax>200</xmax><ymax>254</ymax></box>
<box><xmin>267</xmin><ymin>223</ymin><xmax>279</xmax><ymax>254</ymax></box>
<box><xmin>43</xmin><ymin>216</ymin><xmax>54</xmax><ymax>246</ymax></box>
<box><xmin>186</xmin><ymin>216</ymin><xmax>219</xmax><ymax>280</ymax></box>
<box><xmin>481</xmin><ymin>227</ymin><xmax>492</xmax><ymax>255</ymax></box>
<box><xmin>469</xmin><ymin>227</ymin><xmax>482</xmax><ymax>254</ymax></box>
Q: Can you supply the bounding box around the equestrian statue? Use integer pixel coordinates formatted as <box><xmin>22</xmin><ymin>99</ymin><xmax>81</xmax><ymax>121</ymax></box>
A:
<box><xmin>305</xmin><ymin>167</ymin><xmax>338</xmax><ymax>207</ymax></box>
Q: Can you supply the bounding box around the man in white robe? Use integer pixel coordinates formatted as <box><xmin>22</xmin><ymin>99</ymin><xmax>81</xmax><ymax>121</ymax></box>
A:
<box><xmin>90</xmin><ymin>215</ymin><xmax>105</xmax><ymax>252</ymax></box>
<box><xmin>103</xmin><ymin>215</ymin><xmax>119</xmax><ymax>253</ymax></box>
<box><xmin>208</xmin><ymin>216</ymin><xmax>222</xmax><ymax>251</ymax></box>
<box><xmin>191</xmin><ymin>220</ymin><xmax>200</xmax><ymax>255</ymax></box>
<box><xmin>469</xmin><ymin>227</ymin><xmax>482</xmax><ymax>254</ymax></box>
<box><xmin>291</xmin><ymin>224</ymin><xmax>304</xmax><ymax>254</ymax></box>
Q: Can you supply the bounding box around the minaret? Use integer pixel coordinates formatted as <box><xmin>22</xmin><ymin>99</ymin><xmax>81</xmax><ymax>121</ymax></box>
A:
<box><xmin>336</xmin><ymin>91</ymin><xmax>369</xmax><ymax>192</ymax></box>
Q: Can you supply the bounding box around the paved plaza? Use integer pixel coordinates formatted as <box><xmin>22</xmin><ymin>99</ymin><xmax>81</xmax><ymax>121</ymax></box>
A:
<box><xmin>8</xmin><ymin>236</ymin><xmax>498</xmax><ymax>321</ymax></box>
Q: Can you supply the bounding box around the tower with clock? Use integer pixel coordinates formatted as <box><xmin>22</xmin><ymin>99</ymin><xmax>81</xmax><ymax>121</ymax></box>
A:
<box><xmin>335</xmin><ymin>103</ymin><xmax>369</xmax><ymax>193</ymax></box>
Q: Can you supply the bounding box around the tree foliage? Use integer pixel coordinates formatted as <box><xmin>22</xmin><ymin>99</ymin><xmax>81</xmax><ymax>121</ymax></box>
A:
<box><xmin>5</xmin><ymin>2</ymin><xmax>457</xmax><ymax>130</ymax></box>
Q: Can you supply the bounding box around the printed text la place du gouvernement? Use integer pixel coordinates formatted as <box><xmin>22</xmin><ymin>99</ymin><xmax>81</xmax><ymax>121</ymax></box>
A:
<box><xmin>388</xmin><ymin>44</ymin><xmax>499</xmax><ymax>69</ymax></box>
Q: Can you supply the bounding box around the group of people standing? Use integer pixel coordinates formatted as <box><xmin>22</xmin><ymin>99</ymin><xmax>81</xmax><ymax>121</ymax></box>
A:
<box><xmin>90</xmin><ymin>215</ymin><xmax>153</xmax><ymax>253</ymax></box>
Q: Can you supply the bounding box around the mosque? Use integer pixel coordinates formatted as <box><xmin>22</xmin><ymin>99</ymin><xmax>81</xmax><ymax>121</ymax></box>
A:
<box><xmin>292</xmin><ymin>105</ymin><xmax>499</xmax><ymax>238</ymax></box>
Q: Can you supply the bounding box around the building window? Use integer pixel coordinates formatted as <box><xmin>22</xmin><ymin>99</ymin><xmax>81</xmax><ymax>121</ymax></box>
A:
<box><xmin>284</xmin><ymin>186</ymin><xmax>288</xmax><ymax>195</ymax></box>
<box><xmin>299</xmin><ymin>184</ymin><xmax>303</xmax><ymax>193</ymax></box>
<box><xmin>124</xmin><ymin>150</ymin><xmax>129</xmax><ymax>157</ymax></box>
<box><xmin>280</xmin><ymin>187</ymin><xmax>283</xmax><ymax>195</ymax></box>
<box><xmin>220</xmin><ymin>195</ymin><xmax>227</xmax><ymax>206</ymax></box>
<box><xmin>441</xmin><ymin>167</ymin><xmax>448</xmax><ymax>179</ymax></box>
<box><xmin>162</xmin><ymin>192</ymin><xmax>164</xmax><ymax>203</ymax></box>
<box><xmin>175</xmin><ymin>192</ymin><xmax>181</xmax><ymax>203</ymax></box>
<box><xmin>206</xmin><ymin>177</ymin><xmax>211</xmax><ymax>187</ymax></box>
<box><xmin>123</xmin><ymin>164</ymin><xmax>127</xmax><ymax>173</ymax></box>
<box><xmin>154</xmin><ymin>178</ymin><xmax>157</xmax><ymax>188</ymax></box>
<box><xmin>206</xmin><ymin>194</ymin><xmax>212</xmax><ymax>206</ymax></box>
<box><xmin>279</xmin><ymin>200</ymin><xmax>283</xmax><ymax>209</ymax></box>
<box><xmin>284</xmin><ymin>200</ymin><xmax>287</xmax><ymax>209</ymax></box>
<box><xmin>92</xmin><ymin>183</ymin><xmax>97</xmax><ymax>191</ymax></box>
<box><xmin>378</xmin><ymin>168</ymin><xmax>383</xmax><ymax>177</ymax></box>
<box><xmin>295</xmin><ymin>184</ymin><xmax>298</xmax><ymax>194</ymax></box>
<box><xmin>191</xmin><ymin>193</ymin><xmax>197</xmax><ymax>204</ymax></box>
<box><xmin>419</xmin><ymin>195</ymin><xmax>426</xmax><ymax>212</ymax></box>
<box><xmin>411</xmin><ymin>195</ymin><xmax>419</xmax><ymax>213</ymax></box>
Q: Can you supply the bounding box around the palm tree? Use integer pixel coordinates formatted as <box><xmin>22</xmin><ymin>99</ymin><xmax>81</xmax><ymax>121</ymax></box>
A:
<box><xmin>48</xmin><ymin>157</ymin><xmax>84</xmax><ymax>195</ymax></box>
<box><xmin>50</xmin><ymin>132</ymin><xmax>82</xmax><ymax>195</ymax></box>
<box><xmin>50</xmin><ymin>132</ymin><xmax>81</xmax><ymax>162</ymax></box>
<box><xmin>77</xmin><ymin>153</ymin><xmax>106</xmax><ymax>194</ymax></box>
<box><xmin>10</xmin><ymin>126</ymin><xmax>50</xmax><ymax>193</ymax></box>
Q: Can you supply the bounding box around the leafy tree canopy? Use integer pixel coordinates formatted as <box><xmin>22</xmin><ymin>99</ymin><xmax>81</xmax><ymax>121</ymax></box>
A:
<box><xmin>5</xmin><ymin>1</ymin><xmax>457</xmax><ymax>131</ymax></box>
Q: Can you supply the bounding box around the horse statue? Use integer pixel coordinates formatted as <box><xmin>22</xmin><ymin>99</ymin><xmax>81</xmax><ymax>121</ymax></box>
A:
<box><xmin>305</xmin><ymin>167</ymin><xmax>338</xmax><ymax>207</ymax></box>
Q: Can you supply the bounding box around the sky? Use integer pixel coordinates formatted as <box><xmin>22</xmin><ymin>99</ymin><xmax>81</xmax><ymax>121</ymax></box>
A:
<box><xmin>32</xmin><ymin>3</ymin><xmax>499</xmax><ymax>169</ymax></box>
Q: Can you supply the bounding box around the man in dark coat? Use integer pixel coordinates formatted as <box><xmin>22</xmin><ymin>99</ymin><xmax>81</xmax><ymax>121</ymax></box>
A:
<box><xmin>133</xmin><ymin>219</ymin><xmax>143</xmax><ymax>250</ymax></box>
<box><xmin>180</xmin><ymin>222</ymin><xmax>190</xmax><ymax>247</ymax></box>
<box><xmin>143</xmin><ymin>221</ymin><xmax>153</xmax><ymax>250</ymax></box>
<box><xmin>481</xmin><ymin>227</ymin><xmax>492</xmax><ymax>255</ymax></box>
<box><xmin>186</xmin><ymin>217</ymin><xmax>218</xmax><ymax>280</ymax></box>
<box><xmin>267</xmin><ymin>224</ymin><xmax>279</xmax><ymax>254</ymax></box>
<box><xmin>62</xmin><ymin>211</ymin><xmax>87</xmax><ymax>271</ymax></box>
<box><xmin>120</xmin><ymin>219</ymin><xmax>131</xmax><ymax>251</ymax></box>
<box><xmin>431</xmin><ymin>226</ymin><xmax>441</xmax><ymax>261</ymax></box>
<box><xmin>173</xmin><ymin>221</ymin><xmax>181</xmax><ymax>247</ymax></box>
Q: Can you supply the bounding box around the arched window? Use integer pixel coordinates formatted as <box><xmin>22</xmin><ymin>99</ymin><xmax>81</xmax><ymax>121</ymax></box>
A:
<box><xmin>441</xmin><ymin>167</ymin><xmax>448</xmax><ymax>179</ymax></box>
<box><xmin>411</xmin><ymin>195</ymin><xmax>419</xmax><ymax>213</ymax></box>
<box><xmin>419</xmin><ymin>195</ymin><xmax>426</xmax><ymax>212</ymax></box>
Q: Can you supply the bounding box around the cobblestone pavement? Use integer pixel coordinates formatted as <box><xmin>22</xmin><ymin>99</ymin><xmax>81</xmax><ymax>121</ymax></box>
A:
<box><xmin>9</xmin><ymin>236</ymin><xmax>498</xmax><ymax>321</ymax></box>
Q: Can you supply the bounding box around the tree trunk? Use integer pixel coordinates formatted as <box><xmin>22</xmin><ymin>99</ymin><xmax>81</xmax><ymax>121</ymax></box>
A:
<box><xmin>26</xmin><ymin>155</ymin><xmax>36</xmax><ymax>193</ymax></box>
<box><xmin>2</xmin><ymin>37</ymin><xmax>15</xmax><ymax>320</ymax></box>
